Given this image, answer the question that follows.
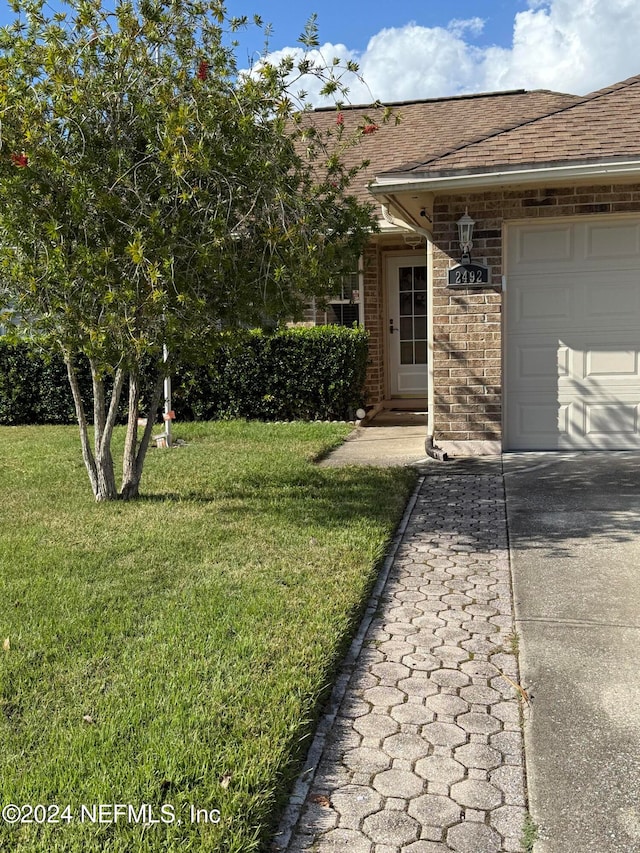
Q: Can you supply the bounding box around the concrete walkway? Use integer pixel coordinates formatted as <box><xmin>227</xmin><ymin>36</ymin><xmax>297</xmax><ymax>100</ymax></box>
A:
<box><xmin>275</xmin><ymin>427</ymin><xmax>640</xmax><ymax>853</ymax></box>
<box><xmin>318</xmin><ymin>414</ymin><xmax>430</xmax><ymax>469</ymax></box>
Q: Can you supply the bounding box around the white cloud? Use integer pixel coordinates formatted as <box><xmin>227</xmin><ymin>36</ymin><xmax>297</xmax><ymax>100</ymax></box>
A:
<box><xmin>447</xmin><ymin>17</ymin><xmax>486</xmax><ymax>38</ymax></box>
<box><xmin>255</xmin><ymin>0</ymin><xmax>640</xmax><ymax>106</ymax></box>
<box><xmin>481</xmin><ymin>0</ymin><xmax>640</xmax><ymax>94</ymax></box>
<box><xmin>247</xmin><ymin>43</ymin><xmax>365</xmax><ymax>107</ymax></box>
<box><xmin>357</xmin><ymin>25</ymin><xmax>482</xmax><ymax>102</ymax></box>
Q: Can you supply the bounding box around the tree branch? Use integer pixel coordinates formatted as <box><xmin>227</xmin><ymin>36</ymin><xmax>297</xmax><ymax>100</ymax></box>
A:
<box><xmin>99</xmin><ymin>365</ymin><xmax>125</xmax><ymax>459</ymax></box>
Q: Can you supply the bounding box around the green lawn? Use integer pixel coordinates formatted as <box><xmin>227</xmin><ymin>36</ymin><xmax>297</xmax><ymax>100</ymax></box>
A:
<box><xmin>0</xmin><ymin>421</ymin><xmax>416</xmax><ymax>852</ymax></box>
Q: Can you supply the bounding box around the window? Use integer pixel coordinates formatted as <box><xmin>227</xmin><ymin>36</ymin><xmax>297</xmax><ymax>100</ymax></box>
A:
<box><xmin>323</xmin><ymin>271</ymin><xmax>361</xmax><ymax>327</ymax></box>
<box><xmin>327</xmin><ymin>302</ymin><xmax>359</xmax><ymax>326</ymax></box>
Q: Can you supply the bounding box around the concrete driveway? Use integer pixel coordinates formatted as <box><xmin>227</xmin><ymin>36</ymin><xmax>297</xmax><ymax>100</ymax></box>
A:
<box><xmin>504</xmin><ymin>452</ymin><xmax>640</xmax><ymax>853</ymax></box>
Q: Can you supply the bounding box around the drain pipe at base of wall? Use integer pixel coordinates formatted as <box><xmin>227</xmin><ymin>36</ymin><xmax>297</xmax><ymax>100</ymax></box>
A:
<box><xmin>381</xmin><ymin>204</ymin><xmax>448</xmax><ymax>461</ymax></box>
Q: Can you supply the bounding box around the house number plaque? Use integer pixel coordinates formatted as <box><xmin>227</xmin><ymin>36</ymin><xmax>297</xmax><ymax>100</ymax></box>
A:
<box><xmin>448</xmin><ymin>263</ymin><xmax>491</xmax><ymax>288</ymax></box>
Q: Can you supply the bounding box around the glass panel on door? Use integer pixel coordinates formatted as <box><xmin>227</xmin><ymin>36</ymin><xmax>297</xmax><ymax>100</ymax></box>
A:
<box><xmin>398</xmin><ymin>266</ymin><xmax>427</xmax><ymax>366</ymax></box>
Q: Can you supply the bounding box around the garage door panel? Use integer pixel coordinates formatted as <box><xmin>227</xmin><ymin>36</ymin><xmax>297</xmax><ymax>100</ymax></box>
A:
<box><xmin>512</xmin><ymin>278</ymin><xmax>574</xmax><ymax>327</ymax></box>
<box><xmin>513</xmin><ymin>224</ymin><xmax>574</xmax><ymax>269</ymax></box>
<box><xmin>509</xmin><ymin>396</ymin><xmax>640</xmax><ymax>449</ymax></box>
<box><xmin>506</xmin><ymin>218</ymin><xmax>640</xmax><ymax>450</ymax></box>
<box><xmin>585</xmin><ymin>222</ymin><xmax>640</xmax><ymax>260</ymax></box>
<box><xmin>510</xmin><ymin>341</ymin><xmax>570</xmax><ymax>381</ymax></box>
<box><xmin>586</xmin><ymin>403</ymin><xmax>639</xmax><ymax>436</ymax></box>
<box><xmin>585</xmin><ymin>276</ymin><xmax>640</xmax><ymax>322</ymax></box>
<box><xmin>508</xmin><ymin>398</ymin><xmax>571</xmax><ymax>449</ymax></box>
<box><xmin>584</xmin><ymin>348</ymin><xmax>639</xmax><ymax>378</ymax></box>
<box><xmin>511</xmin><ymin>338</ymin><xmax>640</xmax><ymax>385</ymax></box>
<box><xmin>512</xmin><ymin>220</ymin><xmax>640</xmax><ymax>271</ymax></box>
<box><xmin>514</xmin><ymin>400</ymin><xmax>571</xmax><ymax>436</ymax></box>
<box><xmin>514</xmin><ymin>276</ymin><xmax>640</xmax><ymax>331</ymax></box>
<box><xmin>572</xmin><ymin>336</ymin><xmax>640</xmax><ymax>382</ymax></box>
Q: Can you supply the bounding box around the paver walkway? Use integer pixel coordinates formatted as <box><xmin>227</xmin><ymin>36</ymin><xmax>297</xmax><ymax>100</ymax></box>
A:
<box><xmin>275</xmin><ymin>471</ymin><xmax>529</xmax><ymax>853</ymax></box>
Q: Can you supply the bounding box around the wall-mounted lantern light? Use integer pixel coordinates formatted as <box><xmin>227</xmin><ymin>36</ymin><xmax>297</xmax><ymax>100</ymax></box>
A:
<box><xmin>448</xmin><ymin>209</ymin><xmax>491</xmax><ymax>287</ymax></box>
<box><xmin>457</xmin><ymin>209</ymin><xmax>475</xmax><ymax>264</ymax></box>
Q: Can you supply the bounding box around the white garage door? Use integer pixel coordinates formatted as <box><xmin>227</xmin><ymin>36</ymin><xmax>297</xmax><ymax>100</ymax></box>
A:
<box><xmin>506</xmin><ymin>217</ymin><xmax>640</xmax><ymax>450</ymax></box>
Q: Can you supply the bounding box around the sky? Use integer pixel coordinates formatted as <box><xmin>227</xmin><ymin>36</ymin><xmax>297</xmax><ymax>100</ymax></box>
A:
<box><xmin>2</xmin><ymin>0</ymin><xmax>639</xmax><ymax>105</ymax></box>
<box><xmin>221</xmin><ymin>0</ymin><xmax>640</xmax><ymax>105</ymax></box>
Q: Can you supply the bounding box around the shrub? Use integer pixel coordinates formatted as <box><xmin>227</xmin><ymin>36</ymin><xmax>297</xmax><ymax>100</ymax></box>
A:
<box><xmin>0</xmin><ymin>341</ymin><xmax>93</xmax><ymax>424</ymax></box>
<box><xmin>0</xmin><ymin>326</ymin><xmax>369</xmax><ymax>424</ymax></box>
<box><xmin>0</xmin><ymin>341</ymin><xmax>43</xmax><ymax>424</ymax></box>
<box><xmin>174</xmin><ymin>326</ymin><xmax>369</xmax><ymax>421</ymax></box>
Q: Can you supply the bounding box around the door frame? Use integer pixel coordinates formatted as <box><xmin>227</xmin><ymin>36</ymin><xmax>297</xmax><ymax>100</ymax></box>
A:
<box><xmin>385</xmin><ymin>251</ymin><xmax>429</xmax><ymax>399</ymax></box>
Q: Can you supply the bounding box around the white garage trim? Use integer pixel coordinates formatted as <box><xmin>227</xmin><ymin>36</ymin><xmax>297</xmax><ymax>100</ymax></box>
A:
<box><xmin>504</xmin><ymin>214</ymin><xmax>640</xmax><ymax>450</ymax></box>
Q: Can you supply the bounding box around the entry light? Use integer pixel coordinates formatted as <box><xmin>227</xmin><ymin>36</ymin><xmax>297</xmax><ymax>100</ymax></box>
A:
<box><xmin>457</xmin><ymin>209</ymin><xmax>475</xmax><ymax>264</ymax></box>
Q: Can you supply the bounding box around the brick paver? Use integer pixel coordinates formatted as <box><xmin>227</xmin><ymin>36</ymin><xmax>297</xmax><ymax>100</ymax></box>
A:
<box><xmin>275</xmin><ymin>473</ymin><xmax>527</xmax><ymax>853</ymax></box>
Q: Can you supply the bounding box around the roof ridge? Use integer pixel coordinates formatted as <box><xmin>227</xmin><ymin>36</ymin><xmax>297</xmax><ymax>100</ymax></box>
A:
<box><xmin>403</xmin><ymin>75</ymin><xmax>640</xmax><ymax>173</ymax></box>
<box><xmin>582</xmin><ymin>72</ymin><xmax>640</xmax><ymax>98</ymax></box>
<box><xmin>311</xmin><ymin>88</ymin><xmax>564</xmax><ymax>113</ymax></box>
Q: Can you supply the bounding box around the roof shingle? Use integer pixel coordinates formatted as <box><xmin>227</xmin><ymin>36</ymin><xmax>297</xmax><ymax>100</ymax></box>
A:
<box><xmin>388</xmin><ymin>74</ymin><xmax>640</xmax><ymax>178</ymax></box>
<box><xmin>305</xmin><ymin>88</ymin><xmax>579</xmax><ymax>203</ymax></box>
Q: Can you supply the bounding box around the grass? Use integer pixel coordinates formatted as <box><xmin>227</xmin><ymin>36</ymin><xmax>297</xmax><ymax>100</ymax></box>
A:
<box><xmin>521</xmin><ymin>813</ymin><xmax>539</xmax><ymax>852</ymax></box>
<box><xmin>0</xmin><ymin>421</ymin><xmax>416</xmax><ymax>852</ymax></box>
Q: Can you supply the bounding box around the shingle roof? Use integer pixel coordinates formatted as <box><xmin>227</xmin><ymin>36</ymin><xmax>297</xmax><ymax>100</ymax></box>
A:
<box><xmin>384</xmin><ymin>74</ymin><xmax>640</xmax><ymax>179</ymax></box>
<box><xmin>305</xmin><ymin>89</ymin><xmax>579</xmax><ymax>204</ymax></box>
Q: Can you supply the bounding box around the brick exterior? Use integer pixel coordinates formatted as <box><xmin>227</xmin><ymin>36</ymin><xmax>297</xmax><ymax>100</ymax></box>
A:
<box><xmin>362</xmin><ymin>243</ymin><xmax>385</xmax><ymax>404</ymax></box>
<box><xmin>363</xmin><ymin>183</ymin><xmax>640</xmax><ymax>445</ymax></box>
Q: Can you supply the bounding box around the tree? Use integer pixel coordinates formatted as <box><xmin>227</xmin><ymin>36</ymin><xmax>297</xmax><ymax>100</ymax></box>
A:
<box><xmin>0</xmin><ymin>0</ymin><xmax>381</xmax><ymax>500</ymax></box>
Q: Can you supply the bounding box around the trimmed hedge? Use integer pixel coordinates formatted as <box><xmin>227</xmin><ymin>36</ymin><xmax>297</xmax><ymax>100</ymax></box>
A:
<box><xmin>0</xmin><ymin>326</ymin><xmax>369</xmax><ymax>425</ymax></box>
<box><xmin>175</xmin><ymin>326</ymin><xmax>369</xmax><ymax>421</ymax></box>
<box><xmin>0</xmin><ymin>342</ymin><xmax>86</xmax><ymax>425</ymax></box>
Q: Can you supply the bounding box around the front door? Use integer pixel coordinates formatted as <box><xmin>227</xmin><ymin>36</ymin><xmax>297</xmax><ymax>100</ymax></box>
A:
<box><xmin>387</xmin><ymin>257</ymin><xmax>428</xmax><ymax>396</ymax></box>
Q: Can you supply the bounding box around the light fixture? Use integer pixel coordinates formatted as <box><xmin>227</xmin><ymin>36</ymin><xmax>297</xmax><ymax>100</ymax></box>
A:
<box><xmin>457</xmin><ymin>209</ymin><xmax>475</xmax><ymax>264</ymax></box>
<box><xmin>403</xmin><ymin>231</ymin><xmax>422</xmax><ymax>249</ymax></box>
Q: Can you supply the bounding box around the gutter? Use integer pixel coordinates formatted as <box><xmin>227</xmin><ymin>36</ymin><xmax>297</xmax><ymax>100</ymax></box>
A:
<box><xmin>370</xmin><ymin>158</ymin><xmax>640</xmax><ymax>196</ymax></box>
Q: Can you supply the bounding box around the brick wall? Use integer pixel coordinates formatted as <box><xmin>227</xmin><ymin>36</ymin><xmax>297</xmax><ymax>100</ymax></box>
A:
<box><xmin>431</xmin><ymin>196</ymin><xmax>502</xmax><ymax>443</ymax></box>
<box><xmin>430</xmin><ymin>182</ymin><xmax>640</xmax><ymax>445</ymax></box>
<box><xmin>362</xmin><ymin>243</ymin><xmax>384</xmax><ymax>404</ymax></box>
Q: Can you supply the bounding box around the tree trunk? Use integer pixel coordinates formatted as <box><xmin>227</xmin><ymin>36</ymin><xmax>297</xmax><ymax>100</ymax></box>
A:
<box><xmin>67</xmin><ymin>356</ymin><xmax>162</xmax><ymax>502</ymax></box>
<box><xmin>66</xmin><ymin>357</ymin><xmax>125</xmax><ymax>501</ymax></box>
<box><xmin>65</xmin><ymin>358</ymin><xmax>99</xmax><ymax>497</ymax></box>
<box><xmin>119</xmin><ymin>367</ymin><xmax>165</xmax><ymax>500</ymax></box>
<box><xmin>121</xmin><ymin>369</ymin><xmax>141</xmax><ymax>498</ymax></box>
<box><xmin>89</xmin><ymin>361</ymin><xmax>125</xmax><ymax>501</ymax></box>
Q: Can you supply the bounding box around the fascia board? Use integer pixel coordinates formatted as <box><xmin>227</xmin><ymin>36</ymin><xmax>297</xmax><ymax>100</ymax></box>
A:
<box><xmin>369</xmin><ymin>159</ymin><xmax>640</xmax><ymax>196</ymax></box>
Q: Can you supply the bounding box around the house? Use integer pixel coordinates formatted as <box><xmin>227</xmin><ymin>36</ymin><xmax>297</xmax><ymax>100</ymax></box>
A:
<box><xmin>308</xmin><ymin>73</ymin><xmax>640</xmax><ymax>455</ymax></box>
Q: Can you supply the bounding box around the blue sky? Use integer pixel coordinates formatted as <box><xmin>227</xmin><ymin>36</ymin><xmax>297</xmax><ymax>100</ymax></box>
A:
<box><xmin>223</xmin><ymin>0</ymin><xmax>640</xmax><ymax>104</ymax></box>
<box><xmin>225</xmin><ymin>0</ymin><xmax>521</xmax><ymax>64</ymax></box>
<box><xmin>2</xmin><ymin>0</ymin><xmax>639</xmax><ymax>104</ymax></box>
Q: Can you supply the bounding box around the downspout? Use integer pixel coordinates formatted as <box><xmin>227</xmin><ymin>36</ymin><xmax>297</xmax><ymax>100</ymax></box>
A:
<box><xmin>381</xmin><ymin>205</ymin><xmax>447</xmax><ymax>461</ymax></box>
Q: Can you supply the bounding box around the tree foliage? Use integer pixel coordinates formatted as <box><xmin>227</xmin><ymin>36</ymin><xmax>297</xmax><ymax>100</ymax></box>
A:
<box><xmin>0</xmin><ymin>0</ymin><xmax>380</xmax><ymax>499</ymax></box>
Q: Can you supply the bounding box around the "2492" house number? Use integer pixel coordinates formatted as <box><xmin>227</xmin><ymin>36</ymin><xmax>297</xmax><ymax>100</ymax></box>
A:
<box><xmin>448</xmin><ymin>263</ymin><xmax>491</xmax><ymax>287</ymax></box>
